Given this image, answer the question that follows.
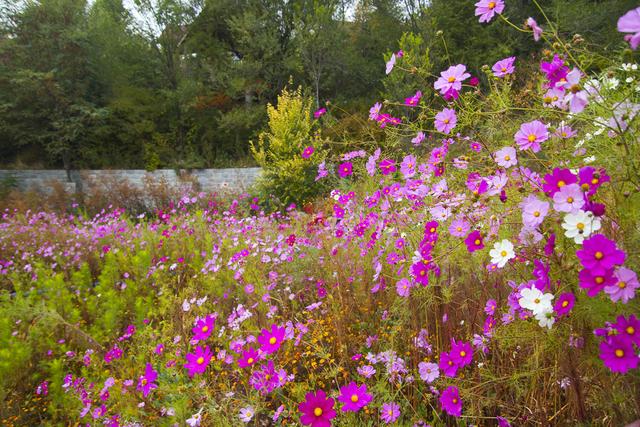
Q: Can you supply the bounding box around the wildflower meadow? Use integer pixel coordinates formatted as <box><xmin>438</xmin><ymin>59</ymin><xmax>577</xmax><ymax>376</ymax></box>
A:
<box><xmin>2</xmin><ymin>2</ymin><xmax>640</xmax><ymax>426</ymax></box>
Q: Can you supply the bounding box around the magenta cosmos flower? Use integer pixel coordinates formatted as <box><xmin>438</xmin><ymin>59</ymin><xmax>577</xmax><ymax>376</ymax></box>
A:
<box><xmin>579</xmin><ymin>268</ymin><xmax>616</xmax><ymax>297</ymax></box>
<box><xmin>613</xmin><ymin>314</ymin><xmax>640</xmax><ymax>346</ymax></box>
<box><xmin>576</xmin><ymin>234</ymin><xmax>626</xmax><ymax>276</ymax></box>
<box><xmin>137</xmin><ymin>363</ymin><xmax>158</xmax><ymax>397</ymax></box>
<box><xmin>379</xmin><ymin>158</ymin><xmax>397</xmax><ymax>175</ymax></box>
<box><xmin>599</xmin><ymin>335</ymin><xmax>639</xmax><ymax>373</ymax></box>
<box><xmin>302</xmin><ymin>146</ymin><xmax>315</xmax><ymax>159</ymax></box>
<box><xmin>438</xmin><ymin>351</ymin><xmax>459</xmax><ymax>377</ymax></box>
<box><xmin>464</xmin><ymin>230</ymin><xmax>484</xmax><ymax>252</ymax></box>
<box><xmin>618</xmin><ymin>7</ymin><xmax>640</xmax><ymax>50</ymax></box>
<box><xmin>257</xmin><ymin>324</ymin><xmax>286</xmax><ymax>354</ymax></box>
<box><xmin>434</xmin><ymin>64</ymin><xmax>470</xmax><ymax>96</ymax></box>
<box><xmin>380</xmin><ymin>402</ymin><xmax>400</xmax><ymax>424</ymax></box>
<box><xmin>434</xmin><ymin>108</ymin><xmax>457</xmax><ymax>134</ymax></box>
<box><xmin>494</xmin><ymin>146</ymin><xmax>517</xmax><ymax>168</ymax></box>
<box><xmin>514</xmin><ymin>120</ymin><xmax>548</xmax><ymax>152</ymax></box>
<box><xmin>526</xmin><ymin>17</ymin><xmax>543</xmax><ymax>41</ymax></box>
<box><xmin>237</xmin><ymin>347</ymin><xmax>260</xmax><ymax>368</ymax></box>
<box><xmin>492</xmin><ymin>56</ymin><xmax>516</xmax><ymax>77</ymax></box>
<box><xmin>405</xmin><ymin>90</ymin><xmax>422</xmax><ymax>106</ymax></box>
<box><xmin>540</xmin><ymin>55</ymin><xmax>568</xmax><ymax>87</ymax></box>
<box><xmin>543</xmin><ymin>168</ymin><xmax>577</xmax><ymax>195</ymax></box>
<box><xmin>337</xmin><ymin>162</ymin><xmax>353</xmax><ymax>178</ymax></box>
<box><xmin>475</xmin><ymin>0</ymin><xmax>504</xmax><ymax>23</ymax></box>
<box><xmin>337</xmin><ymin>382</ymin><xmax>372</xmax><ymax>412</ymax></box>
<box><xmin>440</xmin><ymin>385</ymin><xmax>462</xmax><ymax>417</ymax></box>
<box><xmin>299</xmin><ymin>389</ymin><xmax>336</xmax><ymax>427</ymax></box>
<box><xmin>314</xmin><ymin>108</ymin><xmax>326</xmax><ymax>119</ymax></box>
<box><xmin>450</xmin><ymin>339</ymin><xmax>473</xmax><ymax>367</ymax></box>
<box><xmin>184</xmin><ymin>345</ymin><xmax>212</xmax><ymax>377</ymax></box>
<box><xmin>553</xmin><ymin>292</ymin><xmax>575</xmax><ymax>317</ymax></box>
<box><xmin>192</xmin><ymin>314</ymin><xmax>215</xmax><ymax>341</ymax></box>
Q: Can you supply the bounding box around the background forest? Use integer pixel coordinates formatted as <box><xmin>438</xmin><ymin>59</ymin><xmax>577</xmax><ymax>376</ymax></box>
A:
<box><xmin>0</xmin><ymin>0</ymin><xmax>636</xmax><ymax>170</ymax></box>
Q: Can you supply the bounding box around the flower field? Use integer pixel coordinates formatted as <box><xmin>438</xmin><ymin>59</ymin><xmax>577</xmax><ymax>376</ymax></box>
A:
<box><xmin>1</xmin><ymin>3</ymin><xmax>640</xmax><ymax>426</ymax></box>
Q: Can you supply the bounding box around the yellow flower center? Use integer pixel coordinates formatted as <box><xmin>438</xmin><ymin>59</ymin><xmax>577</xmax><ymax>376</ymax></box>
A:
<box><xmin>501</xmin><ymin>67</ymin><xmax>507</xmax><ymax>72</ymax></box>
<box><xmin>420</xmin><ymin>270</ymin><xmax>426</xmax><ymax>276</ymax></box>
<box><xmin>534</xmin><ymin>298</ymin><xmax>540</xmax><ymax>304</ymax></box>
<box><xmin>591</xmin><ymin>178</ymin><xmax>599</xmax><ymax>185</ymax></box>
<box><xmin>269</xmin><ymin>337</ymin><xmax>277</xmax><ymax>345</ymax></box>
<box><xmin>504</xmin><ymin>155</ymin><xmax>511</xmax><ymax>161</ymax></box>
<box><xmin>452</xmin><ymin>398</ymin><xmax>458</xmax><ymax>403</ymax></box>
<box><xmin>202</xmin><ymin>326</ymin><xmax>209</xmax><ymax>333</ymax></box>
<box><xmin>534</xmin><ymin>211</ymin><xmax>540</xmax><ymax>217</ymax></box>
<box><xmin>351</xmin><ymin>394</ymin><xmax>359</xmax><ymax>403</ymax></box>
<box><xmin>615</xmin><ymin>349</ymin><xmax>624</xmax><ymax>358</ymax></box>
<box><xmin>474</xmin><ymin>239</ymin><xmax>481</xmax><ymax>245</ymax></box>
<box><xmin>141</xmin><ymin>379</ymin><xmax>147</xmax><ymax>385</ymax></box>
<box><xmin>595</xmin><ymin>276</ymin><xmax>604</xmax><ymax>284</ymax></box>
<box><xmin>627</xmin><ymin>326</ymin><xmax>635</xmax><ymax>335</ymax></box>
<box><xmin>581</xmin><ymin>183</ymin><xmax>590</xmax><ymax>191</ymax></box>
<box><xmin>557</xmin><ymin>180</ymin><xmax>566</xmax><ymax>187</ymax></box>
<box><xmin>527</xmin><ymin>134</ymin><xmax>537</xmax><ymax>142</ymax></box>
<box><xmin>430</xmin><ymin>227</ymin><xmax>436</xmax><ymax>233</ymax></box>
<box><xmin>447</xmin><ymin>76</ymin><xmax>456</xmax><ymax>83</ymax></box>
<box><xmin>314</xmin><ymin>408</ymin><xmax>323</xmax><ymax>417</ymax></box>
<box><xmin>247</xmin><ymin>357</ymin><xmax>254</xmax><ymax>365</ymax></box>
<box><xmin>576</xmin><ymin>223</ymin><xmax>585</xmax><ymax>230</ymax></box>
<box><xmin>567</xmin><ymin>197</ymin><xmax>574</xmax><ymax>203</ymax></box>
<box><xmin>562</xmin><ymin>300</ymin><xmax>569</xmax><ymax>307</ymax></box>
<box><xmin>197</xmin><ymin>357</ymin><xmax>204</xmax><ymax>365</ymax></box>
<box><xmin>500</xmin><ymin>250</ymin><xmax>507</xmax><ymax>257</ymax></box>
<box><xmin>594</xmin><ymin>251</ymin><xmax>604</xmax><ymax>260</ymax></box>
<box><xmin>457</xmin><ymin>227</ymin><xmax>462</xmax><ymax>232</ymax></box>
<box><xmin>619</xmin><ymin>281</ymin><xmax>627</xmax><ymax>289</ymax></box>
<box><xmin>443</xmin><ymin>119</ymin><xmax>450</xmax><ymax>124</ymax></box>
<box><xmin>388</xmin><ymin>409</ymin><xmax>394</xmax><ymax>415</ymax></box>
<box><xmin>460</xmin><ymin>351</ymin><xmax>466</xmax><ymax>357</ymax></box>
<box><xmin>488</xmin><ymin>1</ymin><xmax>496</xmax><ymax>9</ymax></box>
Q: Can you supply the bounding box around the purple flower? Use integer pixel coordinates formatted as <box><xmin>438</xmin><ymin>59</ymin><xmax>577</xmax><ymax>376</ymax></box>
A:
<box><xmin>543</xmin><ymin>168</ymin><xmax>577</xmax><ymax>195</ymax></box>
<box><xmin>494</xmin><ymin>146</ymin><xmax>517</xmax><ymax>168</ymax></box>
<box><xmin>396</xmin><ymin>278</ymin><xmax>413</xmax><ymax>297</ymax></box>
<box><xmin>434</xmin><ymin>108</ymin><xmax>457</xmax><ymax>134</ymax></box>
<box><xmin>578</xmin><ymin>268</ymin><xmax>616</xmax><ymax>297</ymax></box>
<box><xmin>302</xmin><ymin>146</ymin><xmax>315</xmax><ymax>159</ymax></box>
<box><xmin>380</xmin><ymin>402</ymin><xmax>401</xmax><ymax>424</ymax></box>
<box><xmin>314</xmin><ymin>108</ymin><xmax>326</xmax><ymax>119</ymax></box>
<box><xmin>576</xmin><ymin>234</ymin><xmax>626</xmax><ymax>276</ymax></box>
<box><xmin>475</xmin><ymin>0</ymin><xmax>504</xmax><ymax>23</ymax></box>
<box><xmin>606</xmin><ymin>267</ymin><xmax>639</xmax><ymax>303</ymax></box>
<box><xmin>618</xmin><ymin>7</ymin><xmax>640</xmax><ymax>50</ymax></box>
<box><xmin>449</xmin><ymin>218</ymin><xmax>470</xmax><ymax>238</ymax></box>
<box><xmin>464</xmin><ymin>230</ymin><xmax>484</xmax><ymax>253</ymax></box>
<box><xmin>386</xmin><ymin>53</ymin><xmax>397</xmax><ymax>75</ymax></box>
<box><xmin>438</xmin><ymin>351</ymin><xmax>459</xmax><ymax>377</ymax></box>
<box><xmin>400</xmin><ymin>154</ymin><xmax>417</xmax><ymax>178</ymax></box>
<box><xmin>434</xmin><ymin>64</ymin><xmax>470</xmax><ymax>96</ymax></box>
<box><xmin>257</xmin><ymin>324</ymin><xmax>286</xmax><ymax>354</ymax></box>
<box><xmin>337</xmin><ymin>382</ymin><xmax>372</xmax><ymax>412</ymax></box>
<box><xmin>526</xmin><ymin>17</ymin><xmax>543</xmax><ymax>41</ymax></box>
<box><xmin>299</xmin><ymin>389</ymin><xmax>336</xmax><ymax>427</ymax></box>
<box><xmin>492</xmin><ymin>56</ymin><xmax>516</xmax><ymax>77</ymax></box>
<box><xmin>613</xmin><ymin>314</ymin><xmax>640</xmax><ymax>346</ymax></box>
<box><xmin>540</xmin><ymin>55</ymin><xmax>569</xmax><ymax>87</ymax></box>
<box><xmin>578</xmin><ymin>166</ymin><xmax>610</xmax><ymax>196</ymax></box>
<box><xmin>237</xmin><ymin>347</ymin><xmax>260</xmax><ymax>368</ymax></box>
<box><xmin>439</xmin><ymin>386</ymin><xmax>462</xmax><ymax>417</ymax></box>
<box><xmin>379</xmin><ymin>158</ymin><xmax>397</xmax><ymax>176</ymax></box>
<box><xmin>357</xmin><ymin>365</ymin><xmax>376</xmax><ymax>378</ymax></box>
<box><xmin>514</xmin><ymin>120</ymin><xmax>548</xmax><ymax>152</ymax></box>
<box><xmin>450</xmin><ymin>339</ymin><xmax>473</xmax><ymax>367</ymax></box>
<box><xmin>418</xmin><ymin>362</ymin><xmax>440</xmax><ymax>383</ymax></box>
<box><xmin>412</xmin><ymin>131</ymin><xmax>425</xmax><ymax>146</ymax></box>
<box><xmin>558</xmin><ymin>68</ymin><xmax>589</xmax><ymax>113</ymax></box>
<box><xmin>137</xmin><ymin>363</ymin><xmax>158</xmax><ymax>398</ymax></box>
<box><xmin>405</xmin><ymin>91</ymin><xmax>422</xmax><ymax>106</ymax></box>
<box><xmin>484</xmin><ymin>299</ymin><xmax>497</xmax><ymax>316</ymax></box>
<box><xmin>553</xmin><ymin>292</ymin><xmax>575</xmax><ymax>317</ymax></box>
<box><xmin>599</xmin><ymin>335</ymin><xmax>639</xmax><ymax>373</ymax></box>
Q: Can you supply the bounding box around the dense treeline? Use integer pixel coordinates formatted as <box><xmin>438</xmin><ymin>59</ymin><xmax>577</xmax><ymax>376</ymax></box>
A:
<box><xmin>0</xmin><ymin>0</ymin><xmax>635</xmax><ymax>170</ymax></box>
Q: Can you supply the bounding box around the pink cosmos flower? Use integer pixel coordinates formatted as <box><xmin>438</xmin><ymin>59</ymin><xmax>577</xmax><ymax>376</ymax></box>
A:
<box><xmin>494</xmin><ymin>146</ymin><xmax>517</xmax><ymax>168</ymax></box>
<box><xmin>521</xmin><ymin>195</ymin><xmax>549</xmax><ymax>228</ymax></box>
<box><xmin>369</xmin><ymin>102</ymin><xmax>382</xmax><ymax>120</ymax></box>
<box><xmin>337</xmin><ymin>162</ymin><xmax>353</xmax><ymax>178</ymax></box>
<box><xmin>526</xmin><ymin>17</ymin><xmax>543</xmax><ymax>41</ymax></box>
<box><xmin>386</xmin><ymin>53</ymin><xmax>396</xmax><ymax>75</ymax></box>
<box><xmin>257</xmin><ymin>324</ymin><xmax>286</xmax><ymax>354</ymax></box>
<box><xmin>434</xmin><ymin>108</ymin><xmax>457</xmax><ymax>134</ymax></box>
<box><xmin>606</xmin><ymin>267</ymin><xmax>639</xmax><ymax>303</ymax></box>
<box><xmin>299</xmin><ymin>389</ymin><xmax>336</xmax><ymax>427</ymax></box>
<box><xmin>540</xmin><ymin>55</ymin><xmax>568</xmax><ymax>87</ymax></box>
<box><xmin>314</xmin><ymin>108</ymin><xmax>326</xmax><ymax>119</ymax></box>
<box><xmin>400</xmin><ymin>154</ymin><xmax>417</xmax><ymax>178</ymax></box>
<box><xmin>555</xmin><ymin>123</ymin><xmax>576</xmax><ymax>139</ymax></box>
<box><xmin>576</xmin><ymin>234</ymin><xmax>626</xmax><ymax>276</ymax></box>
<box><xmin>379</xmin><ymin>159</ymin><xmax>397</xmax><ymax>175</ymax></box>
<box><xmin>492</xmin><ymin>56</ymin><xmax>516</xmax><ymax>77</ymax></box>
<box><xmin>438</xmin><ymin>351</ymin><xmax>459</xmax><ymax>377</ymax></box>
<box><xmin>449</xmin><ymin>218</ymin><xmax>470</xmax><ymax>238</ymax></box>
<box><xmin>514</xmin><ymin>120</ymin><xmax>548</xmax><ymax>152</ymax></box>
<box><xmin>184</xmin><ymin>345</ymin><xmax>212</xmax><ymax>377</ymax></box>
<box><xmin>302</xmin><ymin>146</ymin><xmax>315</xmax><ymax>159</ymax></box>
<box><xmin>552</xmin><ymin>183</ymin><xmax>584</xmax><ymax>213</ymax></box>
<box><xmin>542</xmin><ymin>87</ymin><xmax>566</xmax><ymax>109</ymax></box>
<box><xmin>579</xmin><ymin>268</ymin><xmax>616</xmax><ymax>297</ymax></box>
<box><xmin>464</xmin><ymin>230</ymin><xmax>484</xmax><ymax>252</ymax></box>
<box><xmin>475</xmin><ymin>0</ymin><xmax>504</xmax><ymax>23</ymax></box>
<box><xmin>439</xmin><ymin>385</ymin><xmax>462</xmax><ymax>417</ymax></box>
<box><xmin>558</xmin><ymin>68</ymin><xmax>588</xmax><ymax>113</ymax></box>
<box><xmin>380</xmin><ymin>402</ymin><xmax>400</xmax><ymax>424</ymax></box>
<box><xmin>553</xmin><ymin>292</ymin><xmax>575</xmax><ymax>317</ymax></box>
<box><xmin>418</xmin><ymin>361</ymin><xmax>439</xmax><ymax>383</ymax></box>
<box><xmin>396</xmin><ymin>278</ymin><xmax>413</xmax><ymax>297</ymax></box>
<box><xmin>614</xmin><ymin>314</ymin><xmax>640</xmax><ymax>346</ymax></box>
<box><xmin>337</xmin><ymin>382</ymin><xmax>373</xmax><ymax>412</ymax></box>
<box><xmin>434</xmin><ymin>64</ymin><xmax>470</xmax><ymax>96</ymax></box>
<box><xmin>450</xmin><ymin>339</ymin><xmax>473</xmax><ymax>367</ymax></box>
<box><xmin>543</xmin><ymin>168</ymin><xmax>577</xmax><ymax>195</ymax></box>
<box><xmin>618</xmin><ymin>7</ymin><xmax>640</xmax><ymax>50</ymax></box>
<box><xmin>316</xmin><ymin>161</ymin><xmax>328</xmax><ymax>181</ymax></box>
<box><xmin>192</xmin><ymin>314</ymin><xmax>215</xmax><ymax>342</ymax></box>
<box><xmin>137</xmin><ymin>363</ymin><xmax>158</xmax><ymax>397</ymax></box>
<box><xmin>412</xmin><ymin>131</ymin><xmax>425</xmax><ymax>146</ymax></box>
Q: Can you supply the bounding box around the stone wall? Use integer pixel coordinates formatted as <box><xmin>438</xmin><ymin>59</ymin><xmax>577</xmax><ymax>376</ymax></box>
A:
<box><xmin>0</xmin><ymin>168</ymin><xmax>262</xmax><ymax>194</ymax></box>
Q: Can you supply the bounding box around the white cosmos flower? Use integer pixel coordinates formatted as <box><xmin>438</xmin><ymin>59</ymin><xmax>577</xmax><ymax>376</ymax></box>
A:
<box><xmin>561</xmin><ymin>210</ymin><xmax>601</xmax><ymax>244</ymax></box>
<box><xmin>489</xmin><ymin>239</ymin><xmax>515</xmax><ymax>268</ymax></box>
<box><xmin>518</xmin><ymin>287</ymin><xmax>554</xmax><ymax>315</ymax></box>
<box><xmin>535</xmin><ymin>310</ymin><xmax>555</xmax><ymax>329</ymax></box>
